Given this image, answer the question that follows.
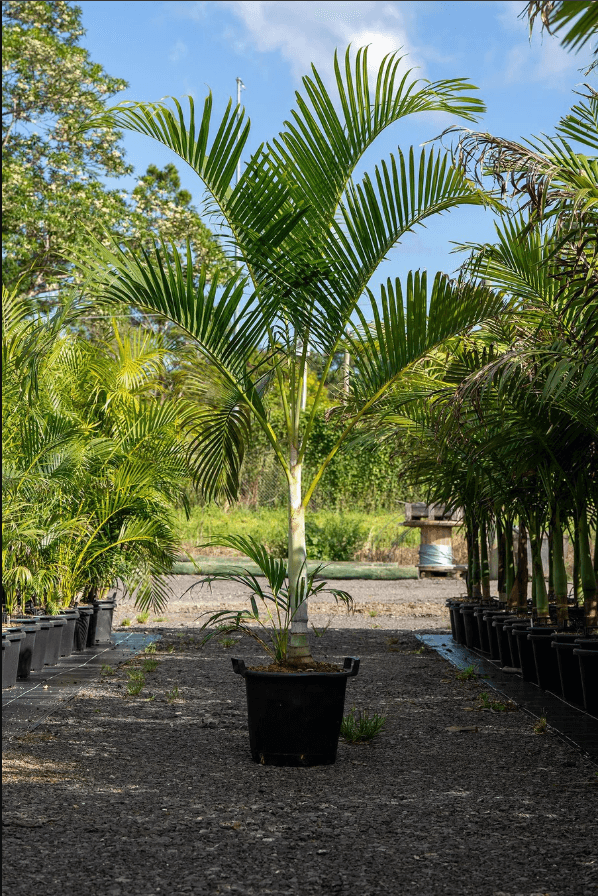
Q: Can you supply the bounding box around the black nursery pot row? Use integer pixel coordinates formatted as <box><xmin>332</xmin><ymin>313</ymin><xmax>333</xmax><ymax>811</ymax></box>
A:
<box><xmin>1</xmin><ymin>600</ymin><xmax>116</xmax><ymax>690</ymax></box>
<box><xmin>446</xmin><ymin>600</ymin><xmax>598</xmax><ymax>718</ymax></box>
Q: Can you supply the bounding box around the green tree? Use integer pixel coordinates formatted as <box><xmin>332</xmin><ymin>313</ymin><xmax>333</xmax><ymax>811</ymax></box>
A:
<box><xmin>2</xmin><ymin>1</ymin><xmax>230</xmax><ymax>306</ymax></box>
<box><xmin>77</xmin><ymin>47</ymin><xmax>505</xmax><ymax>663</ymax></box>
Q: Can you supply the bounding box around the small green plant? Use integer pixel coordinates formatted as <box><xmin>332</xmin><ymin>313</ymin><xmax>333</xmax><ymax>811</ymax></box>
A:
<box><xmin>411</xmin><ymin>645</ymin><xmax>426</xmax><ymax>655</ymax></box>
<box><xmin>143</xmin><ymin>642</ymin><xmax>157</xmax><ymax>654</ymax></box>
<box><xmin>479</xmin><ymin>691</ymin><xmax>516</xmax><ymax>712</ymax></box>
<box><xmin>534</xmin><ymin>715</ymin><xmax>548</xmax><ymax>735</ymax></box>
<box><xmin>120</xmin><ymin>618</ymin><xmax>131</xmax><ymax>627</ymax></box>
<box><xmin>218</xmin><ymin>636</ymin><xmax>237</xmax><ymax>648</ymax></box>
<box><xmin>166</xmin><ymin>686</ymin><xmax>180</xmax><ymax>703</ymax></box>
<box><xmin>136</xmin><ymin>611</ymin><xmax>150</xmax><ymax>624</ymax></box>
<box><xmin>126</xmin><ymin>670</ymin><xmax>145</xmax><ymax>696</ymax></box>
<box><xmin>100</xmin><ymin>664</ymin><xmax>115</xmax><ymax>676</ymax></box>
<box><xmin>456</xmin><ymin>665</ymin><xmax>477</xmax><ymax>682</ymax></box>
<box><xmin>142</xmin><ymin>658</ymin><xmax>159</xmax><ymax>672</ymax></box>
<box><xmin>311</xmin><ymin>620</ymin><xmax>331</xmax><ymax>638</ymax></box>
<box><xmin>153</xmin><ymin>617</ymin><xmax>166</xmax><ymax>622</ymax></box>
<box><xmin>368</xmin><ymin>609</ymin><xmax>378</xmax><ymax>618</ymax></box>
<box><xmin>341</xmin><ymin>708</ymin><xmax>385</xmax><ymax>744</ymax></box>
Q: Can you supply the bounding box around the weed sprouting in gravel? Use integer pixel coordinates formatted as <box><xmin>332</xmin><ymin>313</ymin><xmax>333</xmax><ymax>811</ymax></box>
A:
<box><xmin>218</xmin><ymin>636</ymin><xmax>237</xmax><ymax>648</ymax></box>
<box><xmin>312</xmin><ymin>620</ymin><xmax>331</xmax><ymax>638</ymax></box>
<box><xmin>166</xmin><ymin>687</ymin><xmax>180</xmax><ymax>703</ymax></box>
<box><xmin>341</xmin><ymin>707</ymin><xmax>385</xmax><ymax>744</ymax></box>
<box><xmin>142</xmin><ymin>658</ymin><xmax>159</xmax><ymax>672</ymax></box>
<box><xmin>126</xmin><ymin>670</ymin><xmax>145</xmax><ymax>696</ymax></box>
<box><xmin>478</xmin><ymin>691</ymin><xmax>517</xmax><ymax>712</ymax></box>
<box><xmin>136</xmin><ymin>611</ymin><xmax>150</xmax><ymax>624</ymax></box>
<box><xmin>456</xmin><ymin>665</ymin><xmax>477</xmax><ymax>682</ymax></box>
<box><xmin>100</xmin><ymin>664</ymin><xmax>115</xmax><ymax>676</ymax></box>
<box><xmin>120</xmin><ymin>618</ymin><xmax>131</xmax><ymax>627</ymax></box>
<box><xmin>534</xmin><ymin>715</ymin><xmax>548</xmax><ymax>735</ymax></box>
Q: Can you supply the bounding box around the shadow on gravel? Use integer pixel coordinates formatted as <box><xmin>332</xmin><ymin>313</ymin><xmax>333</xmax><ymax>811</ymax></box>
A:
<box><xmin>2</xmin><ymin>626</ymin><xmax>597</xmax><ymax>896</ymax></box>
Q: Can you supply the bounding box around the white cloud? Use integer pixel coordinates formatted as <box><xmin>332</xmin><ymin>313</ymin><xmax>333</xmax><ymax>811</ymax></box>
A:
<box><xmin>169</xmin><ymin>40</ymin><xmax>189</xmax><ymax>63</ymax></box>
<box><xmin>220</xmin><ymin>1</ymin><xmax>424</xmax><ymax>87</ymax></box>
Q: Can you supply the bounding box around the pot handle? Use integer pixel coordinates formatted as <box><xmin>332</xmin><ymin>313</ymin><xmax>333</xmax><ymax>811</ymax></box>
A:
<box><xmin>343</xmin><ymin>656</ymin><xmax>360</xmax><ymax>677</ymax></box>
<box><xmin>232</xmin><ymin>657</ymin><xmax>247</xmax><ymax>676</ymax></box>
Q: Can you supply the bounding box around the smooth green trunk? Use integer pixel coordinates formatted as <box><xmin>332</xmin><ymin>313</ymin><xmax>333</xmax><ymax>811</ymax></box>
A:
<box><xmin>472</xmin><ymin>520</ymin><xmax>482</xmax><ymax>600</ymax></box>
<box><xmin>466</xmin><ymin>518</ymin><xmax>474</xmax><ymax>600</ymax></box>
<box><xmin>287</xmin><ymin>457</ymin><xmax>312</xmax><ymax>663</ymax></box>
<box><xmin>496</xmin><ymin>515</ymin><xmax>506</xmax><ymax>601</ymax></box>
<box><xmin>578</xmin><ymin>505</ymin><xmax>598</xmax><ymax>629</ymax></box>
<box><xmin>529</xmin><ymin>513</ymin><xmax>549</xmax><ymax>622</ymax></box>
<box><xmin>552</xmin><ymin>509</ymin><xmax>569</xmax><ymax>625</ymax></box>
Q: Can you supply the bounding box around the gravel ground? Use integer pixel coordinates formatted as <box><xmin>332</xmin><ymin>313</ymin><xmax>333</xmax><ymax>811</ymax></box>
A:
<box><xmin>3</xmin><ymin>581</ymin><xmax>597</xmax><ymax>896</ymax></box>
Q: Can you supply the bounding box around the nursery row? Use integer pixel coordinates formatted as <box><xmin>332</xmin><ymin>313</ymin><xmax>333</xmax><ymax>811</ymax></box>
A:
<box><xmin>447</xmin><ymin>599</ymin><xmax>597</xmax><ymax>717</ymax></box>
<box><xmin>1</xmin><ymin>600</ymin><xmax>116</xmax><ymax>690</ymax></box>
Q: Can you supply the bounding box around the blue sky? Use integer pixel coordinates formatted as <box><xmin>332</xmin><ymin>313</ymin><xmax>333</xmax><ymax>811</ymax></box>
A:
<box><xmin>78</xmin><ymin>0</ymin><xmax>592</xmax><ymax>299</ymax></box>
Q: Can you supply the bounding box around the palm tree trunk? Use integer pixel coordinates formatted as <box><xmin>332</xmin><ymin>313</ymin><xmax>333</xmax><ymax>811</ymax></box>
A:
<box><xmin>515</xmin><ymin>518</ymin><xmax>529</xmax><ymax>613</ymax></box>
<box><xmin>287</xmin><ymin>454</ymin><xmax>312</xmax><ymax>663</ymax></box>
<box><xmin>496</xmin><ymin>514</ymin><xmax>506</xmax><ymax>600</ymax></box>
<box><xmin>529</xmin><ymin>512</ymin><xmax>549</xmax><ymax>622</ymax></box>
<box><xmin>466</xmin><ymin>516</ymin><xmax>474</xmax><ymax>600</ymax></box>
<box><xmin>472</xmin><ymin>520</ymin><xmax>482</xmax><ymax>600</ymax></box>
<box><xmin>552</xmin><ymin>508</ymin><xmax>569</xmax><ymax>626</ymax></box>
<box><xmin>578</xmin><ymin>504</ymin><xmax>598</xmax><ymax>629</ymax></box>
<box><xmin>480</xmin><ymin>519</ymin><xmax>491</xmax><ymax>603</ymax></box>
<box><xmin>505</xmin><ymin>519</ymin><xmax>516</xmax><ymax>608</ymax></box>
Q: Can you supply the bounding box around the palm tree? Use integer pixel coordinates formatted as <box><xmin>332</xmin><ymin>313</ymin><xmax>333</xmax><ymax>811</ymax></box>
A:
<box><xmin>76</xmin><ymin>48</ymin><xmax>506</xmax><ymax>662</ymax></box>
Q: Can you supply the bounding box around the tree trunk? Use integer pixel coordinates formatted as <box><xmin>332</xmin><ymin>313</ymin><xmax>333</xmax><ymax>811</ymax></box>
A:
<box><xmin>472</xmin><ymin>520</ymin><xmax>482</xmax><ymax>600</ymax></box>
<box><xmin>480</xmin><ymin>519</ymin><xmax>491</xmax><ymax>603</ymax></box>
<box><xmin>505</xmin><ymin>520</ymin><xmax>516</xmax><ymax>608</ymax></box>
<box><xmin>552</xmin><ymin>508</ymin><xmax>569</xmax><ymax>626</ymax></box>
<box><xmin>529</xmin><ymin>513</ymin><xmax>549</xmax><ymax>623</ymax></box>
<box><xmin>466</xmin><ymin>517</ymin><xmax>474</xmax><ymax>600</ymax></box>
<box><xmin>287</xmin><ymin>456</ymin><xmax>312</xmax><ymax>663</ymax></box>
<box><xmin>578</xmin><ymin>504</ymin><xmax>598</xmax><ymax>629</ymax></box>
<box><xmin>515</xmin><ymin>519</ymin><xmax>529</xmax><ymax>613</ymax></box>
<box><xmin>496</xmin><ymin>514</ymin><xmax>506</xmax><ymax>600</ymax></box>
<box><xmin>573</xmin><ymin>520</ymin><xmax>580</xmax><ymax>606</ymax></box>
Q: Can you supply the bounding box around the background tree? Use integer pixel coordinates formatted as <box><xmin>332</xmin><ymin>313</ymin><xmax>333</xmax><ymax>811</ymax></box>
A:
<box><xmin>2</xmin><ymin>0</ymin><xmax>230</xmax><ymax>309</ymax></box>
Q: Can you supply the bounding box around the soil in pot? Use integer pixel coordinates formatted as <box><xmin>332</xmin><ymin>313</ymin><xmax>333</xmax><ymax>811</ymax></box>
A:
<box><xmin>232</xmin><ymin>656</ymin><xmax>360</xmax><ymax>766</ymax></box>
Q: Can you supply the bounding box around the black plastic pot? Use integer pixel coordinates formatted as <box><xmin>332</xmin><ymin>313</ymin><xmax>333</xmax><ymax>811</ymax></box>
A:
<box><xmin>573</xmin><ymin>648</ymin><xmax>597</xmax><ymax>717</ymax></box>
<box><xmin>474</xmin><ymin>606</ymin><xmax>493</xmax><ymax>653</ymax></box>
<box><xmin>552</xmin><ymin>639</ymin><xmax>584</xmax><ymax>705</ymax></box>
<box><xmin>512</xmin><ymin>627</ymin><xmax>538</xmax><ymax>684</ymax></box>
<box><xmin>90</xmin><ymin>600</ymin><xmax>116</xmax><ymax>644</ymax></box>
<box><xmin>446</xmin><ymin>601</ymin><xmax>458</xmax><ymax>641</ymax></box>
<box><xmin>58</xmin><ymin>610</ymin><xmax>79</xmax><ymax>657</ymax></box>
<box><xmin>460</xmin><ymin>604</ymin><xmax>481</xmax><ymax>650</ymax></box>
<box><xmin>6</xmin><ymin>624</ymin><xmax>37</xmax><ymax>679</ymax></box>
<box><xmin>504</xmin><ymin>620</ymin><xmax>529</xmax><ymax>669</ymax></box>
<box><xmin>10</xmin><ymin>616</ymin><xmax>45</xmax><ymax>678</ymax></box>
<box><xmin>74</xmin><ymin>606</ymin><xmax>94</xmax><ymax>651</ymax></box>
<box><xmin>492</xmin><ymin>616</ymin><xmax>520</xmax><ymax>668</ymax></box>
<box><xmin>232</xmin><ymin>656</ymin><xmax>360</xmax><ymax>766</ymax></box>
<box><xmin>451</xmin><ymin>603</ymin><xmax>468</xmax><ymax>645</ymax></box>
<box><xmin>484</xmin><ymin>611</ymin><xmax>507</xmax><ymax>661</ymax></box>
<box><xmin>36</xmin><ymin>617</ymin><xmax>67</xmax><ymax>666</ymax></box>
<box><xmin>528</xmin><ymin>627</ymin><xmax>559</xmax><ymax>693</ymax></box>
<box><xmin>2</xmin><ymin>631</ymin><xmax>24</xmax><ymax>688</ymax></box>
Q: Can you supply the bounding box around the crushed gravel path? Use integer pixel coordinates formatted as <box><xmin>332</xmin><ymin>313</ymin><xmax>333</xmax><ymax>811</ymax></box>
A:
<box><xmin>2</xmin><ymin>583</ymin><xmax>597</xmax><ymax>896</ymax></box>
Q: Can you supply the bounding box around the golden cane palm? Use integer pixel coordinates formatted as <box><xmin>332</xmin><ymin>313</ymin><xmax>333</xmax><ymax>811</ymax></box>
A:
<box><xmin>76</xmin><ymin>47</ymin><xmax>507</xmax><ymax>662</ymax></box>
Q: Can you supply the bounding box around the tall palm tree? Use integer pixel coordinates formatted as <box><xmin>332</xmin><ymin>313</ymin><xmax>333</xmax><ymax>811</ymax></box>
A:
<box><xmin>76</xmin><ymin>48</ymin><xmax>506</xmax><ymax>662</ymax></box>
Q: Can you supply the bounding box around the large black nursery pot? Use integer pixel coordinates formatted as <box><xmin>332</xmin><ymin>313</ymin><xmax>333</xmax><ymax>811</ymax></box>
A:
<box><xmin>484</xmin><ymin>610</ymin><xmax>507</xmax><ymax>661</ymax></box>
<box><xmin>492</xmin><ymin>616</ymin><xmax>520</xmax><ymax>668</ymax></box>
<box><xmin>59</xmin><ymin>609</ymin><xmax>79</xmax><ymax>657</ymax></box>
<box><xmin>473</xmin><ymin>606</ymin><xmax>492</xmax><ymax>654</ymax></box>
<box><xmin>504</xmin><ymin>620</ymin><xmax>529</xmax><ymax>669</ymax></box>
<box><xmin>446</xmin><ymin>600</ymin><xmax>458</xmax><ymax>641</ymax></box>
<box><xmin>528</xmin><ymin>626</ymin><xmax>559</xmax><ymax>693</ymax></box>
<box><xmin>460</xmin><ymin>604</ymin><xmax>481</xmax><ymax>649</ymax></box>
<box><xmin>74</xmin><ymin>606</ymin><xmax>94</xmax><ymax>651</ymax></box>
<box><xmin>573</xmin><ymin>647</ymin><xmax>598</xmax><ymax>717</ymax></box>
<box><xmin>36</xmin><ymin>616</ymin><xmax>67</xmax><ymax>666</ymax></box>
<box><xmin>232</xmin><ymin>656</ymin><xmax>360</xmax><ymax>766</ymax></box>
<box><xmin>2</xmin><ymin>631</ymin><xmax>25</xmax><ymax>688</ymax></box>
<box><xmin>512</xmin><ymin>627</ymin><xmax>538</xmax><ymax>684</ymax></box>
<box><xmin>451</xmin><ymin>602</ymin><xmax>468</xmax><ymax>645</ymax></box>
<box><xmin>89</xmin><ymin>599</ymin><xmax>116</xmax><ymax>645</ymax></box>
<box><xmin>551</xmin><ymin>635</ymin><xmax>584</xmax><ymax>705</ymax></box>
<box><xmin>6</xmin><ymin>624</ymin><xmax>37</xmax><ymax>679</ymax></box>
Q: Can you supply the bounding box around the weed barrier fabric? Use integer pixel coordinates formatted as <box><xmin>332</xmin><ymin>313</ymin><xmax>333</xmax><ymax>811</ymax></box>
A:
<box><xmin>3</xmin><ymin>624</ymin><xmax>596</xmax><ymax>896</ymax></box>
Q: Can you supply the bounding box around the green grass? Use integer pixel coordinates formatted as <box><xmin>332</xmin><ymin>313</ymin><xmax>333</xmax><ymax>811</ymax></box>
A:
<box><xmin>174</xmin><ymin>505</ymin><xmax>422</xmax><ymax>561</ymax></box>
<box><xmin>341</xmin><ymin>708</ymin><xmax>386</xmax><ymax>743</ymax></box>
<box><xmin>136</xmin><ymin>611</ymin><xmax>150</xmax><ymax>624</ymax></box>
